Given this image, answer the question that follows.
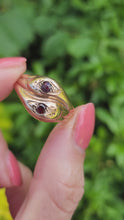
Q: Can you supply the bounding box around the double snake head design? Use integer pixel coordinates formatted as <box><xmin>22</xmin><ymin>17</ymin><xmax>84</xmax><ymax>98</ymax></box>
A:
<box><xmin>15</xmin><ymin>74</ymin><xmax>73</xmax><ymax>122</ymax></box>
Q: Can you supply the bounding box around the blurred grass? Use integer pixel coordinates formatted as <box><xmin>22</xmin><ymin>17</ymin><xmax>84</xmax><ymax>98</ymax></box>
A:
<box><xmin>0</xmin><ymin>0</ymin><xmax>124</xmax><ymax>219</ymax></box>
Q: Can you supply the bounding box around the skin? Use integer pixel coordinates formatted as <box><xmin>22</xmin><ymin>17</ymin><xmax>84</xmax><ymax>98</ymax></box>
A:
<box><xmin>0</xmin><ymin>57</ymin><xmax>95</xmax><ymax>220</ymax></box>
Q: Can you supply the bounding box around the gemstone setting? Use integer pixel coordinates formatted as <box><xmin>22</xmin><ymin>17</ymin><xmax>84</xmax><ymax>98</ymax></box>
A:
<box><xmin>36</xmin><ymin>103</ymin><xmax>47</xmax><ymax>114</ymax></box>
<box><xmin>41</xmin><ymin>81</ymin><xmax>52</xmax><ymax>93</ymax></box>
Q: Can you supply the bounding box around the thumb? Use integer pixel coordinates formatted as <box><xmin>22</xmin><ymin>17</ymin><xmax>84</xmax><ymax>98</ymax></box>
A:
<box><xmin>16</xmin><ymin>103</ymin><xmax>95</xmax><ymax>220</ymax></box>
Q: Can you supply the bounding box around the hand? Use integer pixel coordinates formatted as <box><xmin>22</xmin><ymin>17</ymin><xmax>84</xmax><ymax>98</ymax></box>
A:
<box><xmin>0</xmin><ymin>57</ymin><xmax>95</xmax><ymax>220</ymax></box>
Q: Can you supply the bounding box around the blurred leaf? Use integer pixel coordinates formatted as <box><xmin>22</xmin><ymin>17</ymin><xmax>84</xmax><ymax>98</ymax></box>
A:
<box><xmin>34</xmin><ymin>15</ymin><xmax>57</xmax><ymax>36</ymax></box>
<box><xmin>68</xmin><ymin>37</ymin><xmax>96</xmax><ymax>58</ymax></box>
<box><xmin>43</xmin><ymin>31</ymin><xmax>70</xmax><ymax>60</ymax></box>
<box><xmin>0</xmin><ymin>103</ymin><xmax>13</xmax><ymax>141</ymax></box>
<box><xmin>96</xmin><ymin>108</ymin><xmax>119</xmax><ymax>134</ymax></box>
<box><xmin>32</xmin><ymin>61</ymin><xmax>45</xmax><ymax>76</ymax></box>
<box><xmin>107</xmin><ymin>143</ymin><xmax>124</xmax><ymax>168</ymax></box>
<box><xmin>0</xmin><ymin>6</ymin><xmax>35</xmax><ymax>56</ymax></box>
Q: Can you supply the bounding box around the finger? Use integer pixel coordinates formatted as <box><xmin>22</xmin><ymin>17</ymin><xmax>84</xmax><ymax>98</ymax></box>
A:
<box><xmin>6</xmin><ymin>162</ymin><xmax>32</xmax><ymax>218</ymax></box>
<box><xmin>0</xmin><ymin>131</ymin><xmax>22</xmax><ymax>187</ymax></box>
<box><xmin>0</xmin><ymin>57</ymin><xmax>31</xmax><ymax>216</ymax></box>
<box><xmin>16</xmin><ymin>103</ymin><xmax>95</xmax><ymax>220</ymax></box>
<box><xmin>0</xmin><ymin>57</ymin><xmax>27</xmax><ymax>187</ymax></box>
<box><xmin>0</xmin><ymin>57</ymin><xmax>26</xmax><ymax>101</ymax></box>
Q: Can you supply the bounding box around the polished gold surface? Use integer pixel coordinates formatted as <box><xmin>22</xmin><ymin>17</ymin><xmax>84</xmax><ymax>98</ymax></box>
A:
<box><xmin>15</xmin><ymin>74</ymin><xmax>73</xmax><ymax>122</ymax></box>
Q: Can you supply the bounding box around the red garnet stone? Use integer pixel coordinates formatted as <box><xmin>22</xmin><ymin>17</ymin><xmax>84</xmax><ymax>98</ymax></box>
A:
<box><xmin>36</xmin><ymin>104</ymin><xmax>46</xmax><ymax>114</ymax></box>
<box><xmin>41</xmin><ymin>81</ymin><xmax>52</xmax><ymax>93</ymax></box>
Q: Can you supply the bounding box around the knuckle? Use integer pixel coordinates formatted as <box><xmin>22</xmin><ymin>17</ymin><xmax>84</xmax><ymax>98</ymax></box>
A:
<box><xmin>57</xmin><ymin>180</ymin><xmax>84</xmax><ymax>211</ymax></box>
<box><xmin>59</xmin><ymin>162</ymin><xmax>84</xmax><ymax>188</ymax></box>
<box><xmin>48</xmin><ymin>168</ymin><xmax>84</xmax><ymax>214</ymax></box>
<box><xmin>48</xmin><ymin>181</ymin><xmax>84</xmax><ymax>215</ymax></box>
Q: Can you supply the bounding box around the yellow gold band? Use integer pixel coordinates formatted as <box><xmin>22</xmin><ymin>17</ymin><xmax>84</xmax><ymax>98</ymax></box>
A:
<box><xmin>15</xmin><ymin>74</ymin><xmax>73</xmax><ymax>122</ymax></box>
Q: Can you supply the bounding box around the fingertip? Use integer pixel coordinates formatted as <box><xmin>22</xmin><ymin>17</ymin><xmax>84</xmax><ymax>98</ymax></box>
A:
<box><xmin>7</xmin><ymin>151</ymin><xmax>22</xmax><ymax>187</ymax></box>
<box><xmin>0</xmin><ymin>57</ymin><xmax>27</xmax><ymax>69</ymax></box>
<box><xmin>0</xmin><ymin>57</ymin><xmax>27</xmax><ymax>101</ymax></box>
<box><xmin>73</xmin><ymin>103</ymin><xmax>95</xmax><ymax>150</ymax></box>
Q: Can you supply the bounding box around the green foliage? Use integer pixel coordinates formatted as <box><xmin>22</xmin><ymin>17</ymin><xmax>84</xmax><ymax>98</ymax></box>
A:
<box><xmin>0</xmin><ymin>103</ymin><xmax>13</xmax><ymax>142</ymax></box>
<box><xmin>0</xmin><ymin>0</ymin><xmax>124</xmax><ymax>219</ymax></box>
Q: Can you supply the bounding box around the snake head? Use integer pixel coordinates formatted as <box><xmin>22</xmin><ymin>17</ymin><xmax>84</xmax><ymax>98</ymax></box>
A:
<box><xmin>15</xmin><ymin>74</ymin><xmax>73</xmax><ymax>122</ymax></box>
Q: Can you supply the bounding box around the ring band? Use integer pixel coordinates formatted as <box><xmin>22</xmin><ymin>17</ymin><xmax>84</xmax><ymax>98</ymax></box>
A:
<box><xmin>15</xmin><ymin>74</ymin><xmax>73</xmax><ymax>122</ymax></box>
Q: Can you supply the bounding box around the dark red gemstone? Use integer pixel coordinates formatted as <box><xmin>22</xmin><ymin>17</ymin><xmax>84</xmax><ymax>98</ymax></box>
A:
<box><xmin>41</xmin><ymin>81</ymin><xmax>51</xmax><ymax>93</ymax></box>
<box><xmin>36</xmin><ymin>104</ymin><xmax>46</xmax><ymax>114</ymax></box>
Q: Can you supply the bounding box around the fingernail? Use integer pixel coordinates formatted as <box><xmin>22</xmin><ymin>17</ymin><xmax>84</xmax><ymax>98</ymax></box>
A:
<box><xmin>74</xmin><ymin>103</ymin><xmax>95</xmax><ymax>150</ymax></box>
<box><xmin>0</xmin><ymin>57</ymin><xmax>27</xmax><ymax>69</ymax></box>
<box><xmin>7</xmin><ymin>151</ymin><xmax>22</xmax><ymax>186</ymax></box>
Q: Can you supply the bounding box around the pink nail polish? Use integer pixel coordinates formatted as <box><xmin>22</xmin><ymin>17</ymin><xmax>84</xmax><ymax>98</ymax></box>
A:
<box><xmin>0</xmin><ymin>57</ymin><xmax>27</xmax><ymax>68</ymax></box>
<box><xmin>7</xmin><ymin>151</ymin><xmax>22</xmax><ymax>186</ymax></box>
<box><xmin>74</xmin><ymin>103</ymin><xmax>95</xmax><ymax>150</ymax></box>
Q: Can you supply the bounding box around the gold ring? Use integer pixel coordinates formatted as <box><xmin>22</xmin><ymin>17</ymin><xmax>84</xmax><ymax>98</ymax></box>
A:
<box><xmin>15</xmin><ymin>74</ymin><xmax>73</xmax><ymax>122</ymax></box>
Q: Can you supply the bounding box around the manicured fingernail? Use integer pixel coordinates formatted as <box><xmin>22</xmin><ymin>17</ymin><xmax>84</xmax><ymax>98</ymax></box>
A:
<box><xmin>0</xmin><ymin>57</ymin><xmax>27</xmax><ymax>69</ymax></box>
<box><xmin>74</xmin><ymin>103</ymin><xmax>95</xmax><ymax>150</ymax></box>
<box><xmin>7</xmin><ymin>151</ymin><xmax>22</xmax><ymax>186</ymax></box>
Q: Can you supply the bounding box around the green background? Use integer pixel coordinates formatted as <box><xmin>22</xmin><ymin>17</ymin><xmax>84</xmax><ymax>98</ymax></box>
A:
<box><xmin>0</xmin><ymin>0</ymin><xmax>124</xmax><ymax>219</ymax></box>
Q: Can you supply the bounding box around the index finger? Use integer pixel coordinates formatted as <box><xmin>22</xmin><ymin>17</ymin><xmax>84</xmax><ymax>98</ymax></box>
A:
<box><xmin>0</xmin><ymin>57</ymin><xmax>26</xmax><ymax>101</ymax></box>
<box><xmin>0</xmin><ymin>57</ymin><xmax>27</xmax><ymax>188</ymax></box>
